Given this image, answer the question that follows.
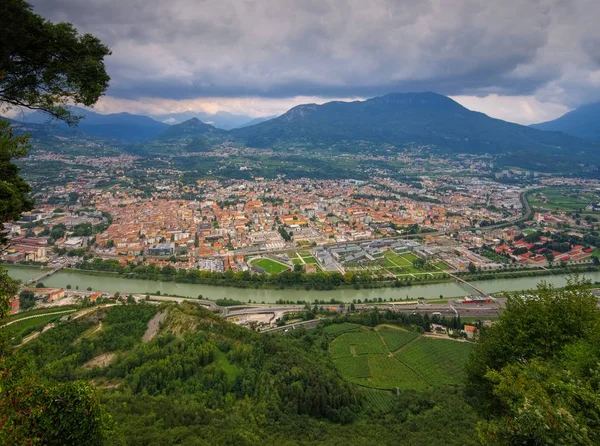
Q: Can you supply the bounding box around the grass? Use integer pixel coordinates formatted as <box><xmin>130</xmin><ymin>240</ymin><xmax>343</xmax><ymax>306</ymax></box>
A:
<box><xmin>324</xmin><ymin>322</ymin><xmax>363</xmax><ymax>335</ymax></box>
<box><xmin>368</xmin><ymin>354</ymin><xmax>428</xmax><ymax>390</ymax></box>
<box><xmin>214</xmin><ymin>349</ymin><xmax>241</xmax><ymax>382</ymax></box>
<box><xmin>529</xmin><ymin>187</ymin><xmax>600</xmax><ymax>213</ymax></box>
<box><xmin>360</xmin><ymin>388</ymin><xmax>396</xmax><ymax>413</ymax></box>
<box><xmin>329</xmin><ymin>324</ymin><xmax>473</xmax><ymax>399</ymax></box>
<box><xmin>303</xmin><ymin>256</ymin><xmax>318</xmax><ymax>264</ymax></box>
<box><xmin>249</xmin><ymin>258</ymin><xmax>290</xmax><ymax>274</ymax></box>
<box><xmin>377</xmin><ymin>326</ymin><xmax>419</xmax><ymax>351</ymax></box>
<box><xmin>382</xmin><ymin>251</ymin><xmax>423</xmax><ymax>274</ymax></box>
<box><xmin>334</xmin><ymin>355</ymin><xmax>370</xmax><ymax>379</ymax></box>
<box><xmin>329</xmin><ymin>330</ymin><xmax>387</xmax><ymax>358</ymax></box>
<box><xmin>395</xmin><ymin>337</ymin><xmax>472</xmax><ymax>386</ymax></box>
<box><xmin>432</xmin><ymin>261</ymin><xmax>450</xmax><ymax>270</ymax></box>
<box><xmin>1</xmin><ymin>313</ymin><xmax>64</xmax><ymax>337</ymax></box>
<box><xmin>2</xmin><ymin>306</ymin><xmax>78</xmax><ymax>324</ymax></box>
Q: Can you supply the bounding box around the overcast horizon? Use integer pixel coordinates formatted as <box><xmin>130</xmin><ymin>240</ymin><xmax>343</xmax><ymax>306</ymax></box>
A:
<box><xmin>24</xmin><ymin>0</ymin><xmax>600</xmax><ymax>125</ymax></box>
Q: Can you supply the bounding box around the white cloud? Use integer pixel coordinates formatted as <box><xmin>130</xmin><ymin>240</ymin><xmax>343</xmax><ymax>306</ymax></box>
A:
<box><xmin>451</xmin><ymin>94</ymin><xmax>570</xmax><ymax>125</ymax></box>
<box><xmin>92</xmin><ymin>94</ymin><xmax>364</xmax><ymax>118</ymax></box>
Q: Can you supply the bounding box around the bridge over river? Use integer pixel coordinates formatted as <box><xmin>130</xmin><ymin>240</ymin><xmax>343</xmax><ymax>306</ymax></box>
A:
<box><xmin>24</xmin><ymin>266</ymin><xmax>64</xmax><ymax>286</ymax></box>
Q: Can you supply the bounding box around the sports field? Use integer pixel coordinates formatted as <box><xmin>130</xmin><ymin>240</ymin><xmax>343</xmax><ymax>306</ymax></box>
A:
<box><xmin>249</xmin><ymin>258</ymin><xmax>290</xmax><ymax>274</ymax></box>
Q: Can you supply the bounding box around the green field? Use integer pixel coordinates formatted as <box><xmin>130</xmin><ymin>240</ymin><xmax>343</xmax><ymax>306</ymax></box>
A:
<box><xmin>2</xmin><ymin>305</ymin><xmax>77</xmax><ymax>323</ymax></box>
<box><xmin>529</xmin><ymin>187</ymin><xmax>599</xmax><ymax>213</ymax></box>
<box><xmin>360</xmin><ymin>388</ymin><xmax>396</xmax><ymax>413</ymax></box>
<box><xmin>330</xmin><ymin>331</ymin><xmax>388</xmax><ymax>357</ymax></box>
<box><xmin>382</xmin><ymin>251</ymin><xmax>423</xmax><ymax>274</ymax></box>
<box><xmin>368</xmin><ymin>354</ymin><xmax>428</xmax><ymax>390</ymax></box>
<box><xmin>329</xmin><ymin>324</ymin><xmax>472</xmax><ymax>395</ymax></box>
<box><xmin>377</xmin><ymin>326</ymin><xmax>419</xmax><ymax>351</ymax></box>
<box><xmin>1</xmin><ymin>313</ymin><xmax>65</xmax><ymax>337</ymax></box>
<box><xmin>395</xmin><ymin>337</ymin><xmax>472</xmax><ymax>386</ymax></box>
<box><xmin>324</xmin><ymin>322</ymin><xmax>363</xmax><ymax>335</ymax></box>
<box><xmin>249</xmin><ymin>258</ymin><xmax>290</xmax><ymax>274</ymax></box>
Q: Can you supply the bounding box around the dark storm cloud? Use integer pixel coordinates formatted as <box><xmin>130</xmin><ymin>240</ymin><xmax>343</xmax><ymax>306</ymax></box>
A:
<box><xmin>27</xmin><ymin>0</ymin><xmax>600</xmax><ymax>106</ymax></box>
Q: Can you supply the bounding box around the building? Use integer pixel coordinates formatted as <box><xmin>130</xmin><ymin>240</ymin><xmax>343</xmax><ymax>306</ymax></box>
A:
<box><xmin>89</xmin><ymin>292</ymin><xmax>102</xmax><ymax>302</ymax></box>
<box><xmin>463</xmin><ymin>325</ymin><xmax>479</xmax><ymax>339</ymax></box>
<box><xmin>63</xmin><ymin>237</ymin><xmax>85</xmax><ymax>250</ymax></box>
<box><xmin>8</xmin><ymin>295</ymin><xmax>19</xmax><ymax>315</ymax></box>
<box><xmin>147</xmin><ymin>243</ymin><xmax>175</xmax><ymax>256</ymax></box>
<box><xmin>48</xmin><ymin>289</ymin><xmax>65</xmax><ymax>301</ymax></box>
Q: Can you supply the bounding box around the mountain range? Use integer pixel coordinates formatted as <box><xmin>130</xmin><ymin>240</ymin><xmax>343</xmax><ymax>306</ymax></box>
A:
<box><xmin>6</xmin><ymin>93</ymin><xmax>600</xmax><ymax>168</ymax></box>
<box><xmin>230</xmin><ymin>92</ymin><xmax>594</xmax><ymax>155</ymax></box>
<box><xmin>531</xmin><ymin>102</ymin><xmax>600</xmax><ymax>141</ymax></box>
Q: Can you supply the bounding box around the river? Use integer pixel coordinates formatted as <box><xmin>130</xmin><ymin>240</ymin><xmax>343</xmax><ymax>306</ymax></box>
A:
<box><xmin>4</xmin><ymin>265</ymin><xmax>600</xmax><ymax>303</ymax></box>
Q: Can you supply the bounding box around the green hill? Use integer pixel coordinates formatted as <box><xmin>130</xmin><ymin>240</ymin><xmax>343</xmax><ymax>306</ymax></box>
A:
<box><xmin>231</xmin><ymin>92</ymin><xmax>597</xmax><ymax>158</ymax></box>
<box><xmin>3</xmin><ymin>302</ymin><xmax>479</xmax><ymax>445</ymax></box>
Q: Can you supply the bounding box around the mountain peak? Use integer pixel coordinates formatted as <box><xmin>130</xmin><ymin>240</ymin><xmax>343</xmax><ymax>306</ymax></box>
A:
<box><xmin>153</xmin><ymin>116</ymin><xmax>221</xmax><ymax>142</ymax></box>
<box><xmin>231</xmin><ymin>91</ymin><xmax>594</xmax><ymax>155</ymax></box>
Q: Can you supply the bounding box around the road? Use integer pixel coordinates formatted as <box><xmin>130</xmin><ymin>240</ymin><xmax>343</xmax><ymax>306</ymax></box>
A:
<box><xmin>0</xmin><ymin>309</ymin><xmax>77</xmax><ymax>328</ymax></box>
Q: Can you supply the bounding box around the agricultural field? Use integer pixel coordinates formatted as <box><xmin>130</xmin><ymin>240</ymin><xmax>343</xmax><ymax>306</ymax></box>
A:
<box><xmin>324</xmin><ymin>322</ymin><xmax>363</xmax><ymax>335</ymax></box>
<box><xmin>529</xmin><ymin>187</ymin><xmax>600</xmax><ymax>214</ymax></box>
<box><xmin>329</xmin><ymin>330</ymin><xmax>388</xmax><ymax>357</ymax></box>
<box><xmin>249</xmin><ymin>258</ymin><xmax>290</xmax><ymax>274</ymax></box>
<box><xmin>328</xmin><ymin>324</ymin><xmax>471</xmax><ymax>389</ymax></box>
<box><xmin>329</xmin><ymin>324</ymin><xmax>473</xmax><ymax>397</ymax></box>
<box><xmin>1</xmin><ymin>313</ymin><xmax>65</xmax><ymax>338</ymax></box>
<box><xmin>1</xmin><ymin>305</ymin><xmax>77</xmax><ymax>324</ymax></box>
<box><xmin>376</xmin><ymin>326</ymin><xmax>419</xmax><ymax>351</ymax></box>
<box><xmin>395</xmin><ymin>337</ymin><xmax>472</xmax><ymax>386</ymax></box>
<box><xmin>368</xmin><ymin>355</ymin><xmax>428</xmax><ymax>390</ymax></box>
<box><xmin>360</xmin><ymin>388</ymin><xmax>396</xmax><ymax>413</ymax></box>
<box><xmin>334</xmin><ymin>355</ymin><xmax>371</xmax><ymax>380</ymax></box>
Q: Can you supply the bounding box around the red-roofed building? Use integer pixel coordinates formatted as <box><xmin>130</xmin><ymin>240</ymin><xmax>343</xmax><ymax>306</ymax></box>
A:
<box><xmin>464</xmin><ymin>325</ymin><xmax>479</xmax><ymax>339</ymax></box>
<box><xmin>8</xmin><ymin>295</ymin><xmax>19</xmax><ymax>315</ymax></box>
<box><xmin>89</xmin><ymin>292</ymin><xmax>102</xmax><ymax>302</ymax></box>
<box><xmin>48</xmin><ymin>289</ymin><xmax>65</xmax><ymax>301</ymax></box>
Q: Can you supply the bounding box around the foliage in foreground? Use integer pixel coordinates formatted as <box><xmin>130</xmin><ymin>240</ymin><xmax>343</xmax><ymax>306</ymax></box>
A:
<box><xmin>467</xmin><ymin>276</ymin><xmax>600</xmax><ymax>445</ymax></box>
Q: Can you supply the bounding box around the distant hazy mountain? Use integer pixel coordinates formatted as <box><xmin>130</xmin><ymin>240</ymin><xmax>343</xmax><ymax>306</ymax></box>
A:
<box><xmin>152</xmin><ymin>111</ymin><xmax>257</xmax><ymax>130</ymax></box>
<box><xmin>152</xmin><ymin>118</ymin><xmax>223</xmax><ymax>143</ymax></box>
<box><xmin>531</xmin><ymin>102</ymin><xmax>600</xmax><ymax>141</ymax></box>
<box><xmin>22</xmin><ymin>107</ymin><xmax>168</xmax><ymax>142</ymax></box>
<box><xmin>235</xmin><ymin>115</ymin><xmax>278</xmax><ymax>128</ymax></box>
<box><xmin>231</xmin><ymin>92</ymin><xmax>593</xmax><ymax>155</ymax></box>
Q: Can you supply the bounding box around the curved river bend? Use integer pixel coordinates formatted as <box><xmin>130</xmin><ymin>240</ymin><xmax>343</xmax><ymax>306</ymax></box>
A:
<box><xmin>5</xmin><ymin>265</ymin><xmax>599</xmax><ymax>304</ymax></box>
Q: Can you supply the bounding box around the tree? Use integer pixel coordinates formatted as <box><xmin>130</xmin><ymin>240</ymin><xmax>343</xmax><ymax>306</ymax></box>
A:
<box><xmin>0</xmin><ymin>4</ymin><xmax>111</xmax><ymax>443</ymax></box>
<box><xmin>0</xmin><ymin>120</ymin><xmax>33</xmax><ymax>245</ymax></box>
<box><xmin>0</xmin><ymin>0</ymin><xmax>111</xmax><ymax>124</ymax></box>
<box><xmin>468</xmin><ymin>262</ymin><xmax>477</xmax><ymax>273</ymax></box>
<box><xmin>18</xmin><ymin>290</ymin><xmax>35</xmax><ymax>310</ymax></box>
<box><xmin>0</xmin><ymin>0</ymin><xmax>110</xmax><ymax>314</ymax></box>
<box><xmin>467</xmin><ymin>276</ymin><xmax>600</xmax><ymax>444</ymax></box>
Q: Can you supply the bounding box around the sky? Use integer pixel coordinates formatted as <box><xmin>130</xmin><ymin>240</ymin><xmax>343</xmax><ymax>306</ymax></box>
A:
<box><xmin>27</xmin><ymin>0</ymin><xmax>600</xmax><ymax>125</ymax></box>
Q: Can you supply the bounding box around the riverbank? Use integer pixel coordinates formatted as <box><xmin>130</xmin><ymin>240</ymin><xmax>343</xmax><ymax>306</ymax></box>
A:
<box><xmin>6</xmin><ymin>264</ymin><xmax>600</xmax><ymax>303</ymax></box>
<box><xmin>5</xmin><ymin>261</ymin><xmax>600</xmax><ymax>292</ymax></box>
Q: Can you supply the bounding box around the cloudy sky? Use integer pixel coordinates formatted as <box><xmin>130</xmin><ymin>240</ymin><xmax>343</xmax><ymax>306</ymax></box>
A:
<box><xmin>28</xmin><ymin>0</ymin><xmax>600</xmax><ymax>124</ymax></box>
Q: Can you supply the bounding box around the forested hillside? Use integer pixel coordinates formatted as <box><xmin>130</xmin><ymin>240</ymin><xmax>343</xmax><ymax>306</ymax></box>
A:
<box><xmin>2</xmin><ymin>301</ymin><xmax>479</xmax><ymax>445</ymax></box>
